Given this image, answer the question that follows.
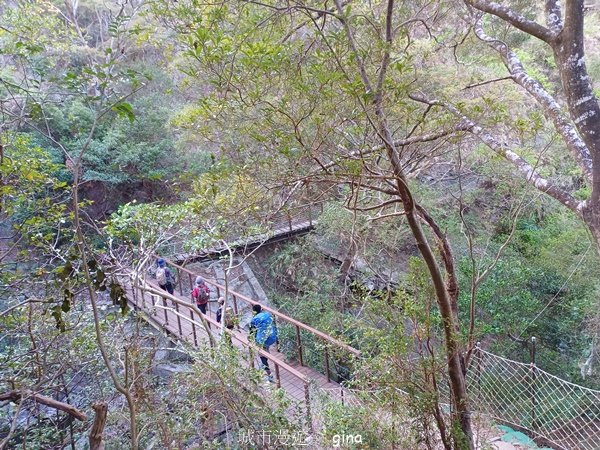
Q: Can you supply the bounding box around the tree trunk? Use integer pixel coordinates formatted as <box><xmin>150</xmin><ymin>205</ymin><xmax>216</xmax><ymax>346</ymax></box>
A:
<box><xmin>396</xmin><ymin>183</ymin><xmax>474</xmax><ymax>450</ymax></box>
<box><xmin>553</xmin><ymin>0</ymin><xmax>600</xmax><ymax>232</ymax></box>
<box><xmin>383</xmin><ymin>114</ymin><xmax>474</xmax><ymax>450</ymax></box>
<box><xmin>333</xmin><ymin>0</ymin><xmax>474</xmax><ymax>443</ymax></box>
<box><xmin>89</xmin><ymin>402</ymin><xmax>108</xmax><ymax>450</ymax></box>
<box><xmin>338</xmin><ymin>238</ymin><xmax>357</xmax><ymax>282</ymax></box>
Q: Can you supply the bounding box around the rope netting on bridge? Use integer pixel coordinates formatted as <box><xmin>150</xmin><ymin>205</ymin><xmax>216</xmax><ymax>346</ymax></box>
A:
<box><xmin>467</xmin><ymin>348</ymin><xmax>600</xmax><ymax>450</ymax></box>
<box><xmin>318</xmin><ymin>346</ymin><xmax>600</xmax><ymax>450</ymax></box>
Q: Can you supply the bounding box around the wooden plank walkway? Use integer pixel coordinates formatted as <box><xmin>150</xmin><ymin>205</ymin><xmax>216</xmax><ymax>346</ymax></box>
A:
<box><xmin>122</xmin><ymin>277</ymin><xmax>350</xmax><ymax>412</ymax></box>
<box><xmin>169</xmin><ymin>219</ymin><xmax>316</xmax><ymax>263</ymax></box>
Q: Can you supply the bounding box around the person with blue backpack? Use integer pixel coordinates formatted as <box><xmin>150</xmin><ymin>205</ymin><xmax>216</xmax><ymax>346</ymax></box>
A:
<box><xmin>155</xmin><ymin>258</ymin><xmax>174</xmax><ymax>295</ymax></box>
<box><xmin>250</xmin><ymin>304</ymin><xmax>278</xmax><ymax>382</ymax></box>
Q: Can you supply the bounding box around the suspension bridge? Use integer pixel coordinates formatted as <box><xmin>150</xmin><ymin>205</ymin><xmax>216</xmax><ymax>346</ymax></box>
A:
<box><xmin>115</xmin><ymin>199</ymin><xmax>600</xmax><ymax>449</ymax></box>
<box><xmin>120</xmin><ymin>255</ymin><xmax>360</xmax><ymax>428</ymax></box>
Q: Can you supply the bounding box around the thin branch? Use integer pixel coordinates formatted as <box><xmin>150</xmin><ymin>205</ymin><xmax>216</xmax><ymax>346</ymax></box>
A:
<box><xmin>0</xmin><ymin>398</ymin><xmax>23</xmax><ymax>450</ymax></box>
<box><xmin>322</xmin><ymin>124</ymin><xmax>472</xmax><ymax>173</ymax></box>
<box><xmin>242</xmin><ymin>0</ymin><xmax>340</xmax><ymax>17</ymax></box>
<box><xmin>0</xmin><ymin>298</ymin><xmax>48</xmax><ymax>318</ymax></box>
<box><xmin>367</xmin><ymin>211</ymin><xmax>407</xmax><ymax>222</ymax></box>
<box><xmin>462</xmin><ymin>76</ymin><xmax>513</xmax><ymax>90</ymax></box>
<box><xmin>351</xmin><ymin>198</ymin><xmax>400</xmax><ymax>211</ymax></box>
<box><xmin>334</xmin><ymin>0</ymin><xmax>374</xmax><ymax>92</ymax></box>
<box><xmin>374</xmin><ymin>0</ymin><xmax>395</xmax><ymax>99</ymax></box>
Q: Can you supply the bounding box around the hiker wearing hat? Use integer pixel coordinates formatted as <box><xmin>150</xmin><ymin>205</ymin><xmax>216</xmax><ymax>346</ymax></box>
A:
<box><xmin>250</xmin><ymin>304</ymin><xmax>278</xmax><ymax>382</ymax></box>
<box><xmin>156</xmin><ymin>258</ymin><xmax>174</xmax><ymax>295</ymax></box>
<box><xmin>192</xmin><ymin>276</ymin><xmax>210</xmax><ymax>314</ymax></box>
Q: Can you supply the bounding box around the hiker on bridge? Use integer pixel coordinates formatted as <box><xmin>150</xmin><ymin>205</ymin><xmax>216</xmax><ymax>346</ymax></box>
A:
<box><xmin>216</xmin><ymin>297</ymin><xmax>235</xmax><ymax>345</ymax></box>
<box><xmin>156</xmin><ymin>258</ymin><xmax>175</xmax><ymax>295</ymax></box>
<box><xmin>216</xmin><ymin>297</ymin><xmax>235</xmax><ymax>330</ymax></box>
<box><xmin>250</xmin><ymin>304</ymin><xmax>278</xmax><ymax>382</ymax></box>
<box><xmin>192</xmin><ymin>276</ymin><xmax>210</xmax><ymax>314</ymax></box>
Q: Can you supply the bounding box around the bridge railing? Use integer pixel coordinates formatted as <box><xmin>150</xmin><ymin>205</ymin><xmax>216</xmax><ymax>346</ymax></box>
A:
<box><xmin>160</xmin><ymin>200</ymin><xmax>325</xmax><ymax>259</ymax></box>
<box><xmin>159</xmin><ymin>257</ymin><xmax>361</xmax><ymax>383</ymax></box>
<box><xmin>468</xmin><ymin>344</ymin><xmax>600</xmax><ymax>450</ymax></box>
<box><xmin>264</xmin><ymin>200</ymin><xmax>324</xmax><ymax>234</ymax></box>
<box><xmin>127</xmin><ymin>277</ymin><xmax>314</xmax><ymax>428</ymax></box>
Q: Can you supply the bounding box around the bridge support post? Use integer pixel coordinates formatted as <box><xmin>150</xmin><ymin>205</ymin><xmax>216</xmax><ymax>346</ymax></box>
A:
<box><xmin>190</xmin><ymin>297</ymin><xmax>198</xmax><ymax>347</ymax></box>
<box><xmin>176</xmin><ymin>267</ymin><xmax>184</xmax><ymax>296</ymax></box>
<box><xmin>162</xmin><ymin>297</ymin><xmax>169</xmax><ymax>326</ymax></box>
<box><xmin>295</xmin><ymin>325</ymin><xmax>304</xmax><ymax>366</ymax></box>
<box><xmin>232</xmin><ymin>294</ymin><xmax>239</xmax><ymax>315</ymax></box>
<box><xmin>175</xmin><ymin>301</ymin><xmax>183</xmax><ymax>337</ymax></box>
<box><xmin>530</xmin><ymin>336</ymin><xmax>538</xmax><ymax>432</ymax></box>
<box><xmin>324</xmin><ymin>346</ymin><xmax>330</xmax><ymax>382</ymax></box>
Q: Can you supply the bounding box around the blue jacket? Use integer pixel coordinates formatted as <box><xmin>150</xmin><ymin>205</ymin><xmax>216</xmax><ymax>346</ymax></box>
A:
<box><xmin>250</xmin><ymin>311</ymin><xmax>278</xmax><ymax>346</ymax></box>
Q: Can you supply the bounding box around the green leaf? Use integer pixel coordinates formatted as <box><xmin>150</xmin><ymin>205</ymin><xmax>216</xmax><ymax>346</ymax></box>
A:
<box><xmin>109</xmin><ymin>281</ymin><xmax>128</xmax><ymax>314</ymax></box>
<box><xmin>112</xmin><ymin>102</ymin><xmax>135</xmax><ymax>123</ymax></box>
<box><xmin>61</xmin><ymin>294</ymin><xmax>71</xmax><ymax>312</ymax></box>
<box><xmin>50</xmin><ymin>305</ymin><xmax>66</xmax><ymax>332</ymax></box>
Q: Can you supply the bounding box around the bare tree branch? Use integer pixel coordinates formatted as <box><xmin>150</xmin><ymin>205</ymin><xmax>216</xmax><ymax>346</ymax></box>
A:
<box><xmin>410</xmin><ymin>92</ymin><xmax>586</xmax><ymax>217</ymax></box>
<box><xmin>462</xmin><ymin>76</ymin><xmax>512</xmax><ymax>90</ymax></box>
<box><xmin>322</xmin><ymin>124</ymin><xmax>473</xmax><ymax>173</ymax></box>
<box><xmin>470</xmin><ymin>16</ymin><xmax>593</xmax><ymax>183</ymax></box>
<box><xmin>465</xmin><ymin>0</ymin><xmax>557</xmax><ymax>43</ymax></box>
<box><xmin>0</xmin><ymin>389</ymin><xmax>87</xmax><ymax>421</ymax></box>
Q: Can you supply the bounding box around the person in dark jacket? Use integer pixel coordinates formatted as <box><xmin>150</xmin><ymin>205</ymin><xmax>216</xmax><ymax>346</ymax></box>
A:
<box><xmin>250</xmin><ymin>304</ymin><xmax>278</xmax><ymax>382</ymax></box>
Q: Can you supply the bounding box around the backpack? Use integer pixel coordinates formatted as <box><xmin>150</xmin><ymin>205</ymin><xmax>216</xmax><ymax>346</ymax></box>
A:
<box><xmin>251</xmin><ymin>311</ymin><xmax>277</xmax><ymax>346</ymax></box>
<box><xmin>195</xmin><ymin>285</ymin><xmax>210</xmax><ymax>304</ymax></box>
<box><xmin>156</xmin><ymin>267</ymin><xmax>167</xmax><ymax>285</ymax></box>
<box><xmin>224</xmin><ymin>307</ymin><xmax>235</xmax><ymax>329</ymax></box>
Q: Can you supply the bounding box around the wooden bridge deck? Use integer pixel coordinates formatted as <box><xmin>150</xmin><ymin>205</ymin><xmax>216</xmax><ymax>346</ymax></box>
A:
<box><xmin>169</xmin><ymin>219</ymin><xmax>315</xmax><ymax>263</ymax></box>
<box><xmin>122</xmin><ymin>258</ymin><xmax>360</xmax><ymax>421</ymax></box>
<box><xmin>163</xmin><ymin>199</ymin><xmax>324</xmax><ymax>262</ymax></box>
<box><xmin>125</xmin><ymin>284</ymin><xmax>340</xmax><ymax>402</ymax></box>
